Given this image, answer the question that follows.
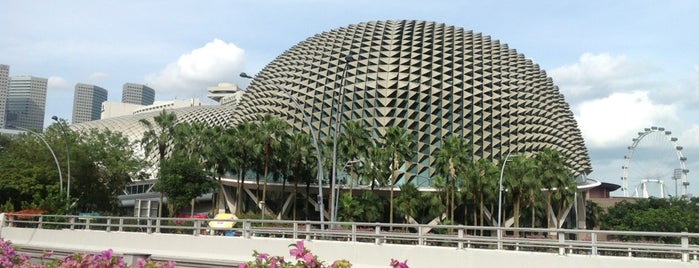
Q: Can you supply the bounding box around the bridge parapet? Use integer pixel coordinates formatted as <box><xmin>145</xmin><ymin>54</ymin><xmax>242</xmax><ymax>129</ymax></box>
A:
<box><xmin>1</xmin><ymin>213</ymin><xmax>697</xmax><ymax>267</ymax></box>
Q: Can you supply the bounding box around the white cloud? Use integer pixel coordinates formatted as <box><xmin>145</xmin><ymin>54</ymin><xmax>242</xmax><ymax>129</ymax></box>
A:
<box><xmin>47</xmin><ymin>76</ymin><xmax>70</xmax><ymax>90</ymax></box>
<box><xmin>680</xmin><ymin>125</ymin><xmax>699</xmax><ymax>148</ymax></box>
<box><xmin>550</xmin><ymin>53</ymin><xmax>657</xmax><ymax>103</ymax></box>
<box><xmin>88</xmin><ymin>72</ymin><xmax>109</xmax><ymax>83</ymax></box>
<box><xmin>575</xmin><ymin>91</ymin><xmax>678</xmax><ymax>148</ymax></box>
<box><xmin>144</xmin><ymin>39</ymin><xmax>245</xmax><ymax>98</ymax></box>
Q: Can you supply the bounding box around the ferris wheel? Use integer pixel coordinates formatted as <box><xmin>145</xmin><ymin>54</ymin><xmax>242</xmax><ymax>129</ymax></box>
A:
<box><xmin>620</xmin><ymin>126</ymin><xmax>690</xmax><ymax>198</ymax></box>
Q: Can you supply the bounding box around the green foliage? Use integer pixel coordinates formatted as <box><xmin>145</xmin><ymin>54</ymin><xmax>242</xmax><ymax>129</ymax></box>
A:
<box><xmin>585</xmin><ymin>200</ymin><xmax>602</xmax><ymax>229</ymax></box>
<box><xmin>336</xmin><ymin>191</ymin><xmax>384</xmax><ymax>222</ymax></box>
<box><xmin>155</xmin><ymin>153</ymin><xmax>215</xmax><ymax>216</ymax></box>
<box><xmin>395</xmin><ymin>184</ymin><xmax>445</xmax><ymax>224</ymax></box>
<box><xmin>600</xmin><ymin>197</ymin><xmax>699</xmax><ymax>243</ymax></box>
<box><xmin>0</xmin><ymin>124</ymin><xmax>143</xmax><ymax>214</ymax></box>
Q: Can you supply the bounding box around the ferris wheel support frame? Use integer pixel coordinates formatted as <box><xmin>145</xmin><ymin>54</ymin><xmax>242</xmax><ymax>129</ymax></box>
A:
<box><xmin>621</xmin><ymin>126</ymin><xmax>690</xmax><ymax>198</ymax></box>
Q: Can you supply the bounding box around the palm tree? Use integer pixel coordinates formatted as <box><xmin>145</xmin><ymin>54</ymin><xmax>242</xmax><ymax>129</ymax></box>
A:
<box><xmin>383</xmin><ymin>126</ymin><xmax>414</xmax><ymax>227</ymax></box>
<box><xmin>469</xmin><ymin>158</ymin><xmax>499</xmax><ymax>227</ymax></box>
<box><xmin>139</xmin><ymin>110</ymin><xmax>177</xmax><ymax>161</ymax></box>
<box><xmin>337</xmin><ymin>120</ymin><xmax>371</xmax><ymax>197</ymax></box>
<box><xmin>503</xmin><ymin>156</ymin><xmax>538</xmax><ymax>235</ymax></box>
<box><xmin>287</xmin><ymin>132</ymin><xmax>313</xmax><ymax>220</ymax></box>
<box><xmin>173</xmin><ymin>122</ymin><xmax>207</xmax><ymax>158</ymax></box>
<box><xmin>256</xmin><ymin>114</ymin><xmax>290</xmax><ymax>212</ymax></box>
<box><xmin>365</xmin><ymin>144</ymin><xmax>389</xmax><ymax>191</ymax></box>
<box><xmin>201</xmin><ymin>126</ymin><xmax>235</xmax><ymax>214</ymax></box>
<box><xmin>139</xmin><ymin>110</ymin><xmax>177</xmax><ymax>218</ymax></box>
<box><xmin>232</xmin><ymin>121</ymin><xmax>259</xmax><ymax>215</ymax></box>
<box><xmin>536</xmin><ymin>148</ymin><xmax>575</xmax><ymax>229</ymax></box>
<box><xmin>433</xmin><ymin>135</ymin><xmax>470</xmax><ymax>224</ymax></box>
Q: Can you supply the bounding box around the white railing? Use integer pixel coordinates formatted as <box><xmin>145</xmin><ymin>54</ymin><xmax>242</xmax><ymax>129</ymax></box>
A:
<box><xmin>3</xmin><ymin>213</ymin><xmax>699</xmax><ymax>262</ymax></box>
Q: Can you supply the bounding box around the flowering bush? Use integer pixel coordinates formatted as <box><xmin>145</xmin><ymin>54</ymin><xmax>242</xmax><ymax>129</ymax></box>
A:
<box><xmin>238</xmin><ymin>240</ymin><xmax>408</xmax><ymax>268</ymax></box>
<box><xmin>0</xmin><ymin>238</ymin><xmax>175</xmax><ymax>268</ymax></box>
<box><xmin>2</xmin><ymin>237</ymin><xmax>408</xmax><ymax>268</ymax></box>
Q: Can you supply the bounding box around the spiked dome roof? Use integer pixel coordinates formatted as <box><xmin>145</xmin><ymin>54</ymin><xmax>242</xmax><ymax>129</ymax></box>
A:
<box><xmin>233</xmin><ymin>20</ymin><xmax>592</xmax><ymax>186</ymax></box>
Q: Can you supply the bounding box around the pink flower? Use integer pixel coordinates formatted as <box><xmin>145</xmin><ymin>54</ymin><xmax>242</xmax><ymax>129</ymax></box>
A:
<box><xmin>238</xmin><ymin>263</ymin><xmax>250</xmax><ymax>268</ymax></box>
<box><xmin>302</xmin><ymin>252</ymin><xmax>315</xmax><ymax>264</ymax></box>
<box><xmin>257</xmin><ymin>252</ymin><xmax>269</xmax><ymax>260</ymax></box>
<box><xmin>289</xmin><ymin>240</ymin><xmax>306</xmax><ymax>259</ymax></box>
<box><xmin>390</xmin><ymin>258</ymin><xmax>409</xmax><ymax>268</ymax></box>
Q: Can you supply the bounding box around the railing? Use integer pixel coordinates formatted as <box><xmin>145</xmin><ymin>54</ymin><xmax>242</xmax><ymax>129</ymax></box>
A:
<box><xmin>3</xmin><ymin>213</ymin><xmax>699</xmax><ymax>262</ymax></box>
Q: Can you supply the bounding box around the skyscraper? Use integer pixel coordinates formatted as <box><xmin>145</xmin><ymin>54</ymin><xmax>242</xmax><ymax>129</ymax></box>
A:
<box><xmin>122</xmin><ymin>83</ymin><xmax>154</xmax><ymax>105</ymax></box>
<box><xmin>72</xmin><ymin>83</ymin><xmax>108</xmax><ymax>124</ymax></box>
<box><xmin>0</xmin><ymin>64</ymin><xmax>9</xmax><ymax>129</ymax></box>
<box><xmin>6</xmin><ymin>76</ymin><xmax>48</xmax><ymax>130</ymax></box>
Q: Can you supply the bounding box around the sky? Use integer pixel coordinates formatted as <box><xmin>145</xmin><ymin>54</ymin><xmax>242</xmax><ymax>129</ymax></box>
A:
<box><xmin>1</xmin><ymin>0</ymin><xmax>698</xmax><ymax>196</ymax></box>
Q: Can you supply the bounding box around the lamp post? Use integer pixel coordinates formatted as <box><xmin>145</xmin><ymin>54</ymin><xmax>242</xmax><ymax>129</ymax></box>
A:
<box><xmin>240</xmin><ymin>72</ymin><xmax>327</xmax><ymax>229</ymax></box>
<box><xmin>497</xmin><ymin>151</ymin><xmax>513</xmax><ymax>228</ymax></box>
<box><xmin>51</xmin><ymin>116</ymin><xmax>71</xmax><ymax>200</ymax></box>
<box><xmin>330</xmin><ymin>54</ymin><xmax>353</xmax><ymax>224</ymax></box>
<box><xmin>11</xmin><ymin>126</ymin><xmax>63</xmax><ymax>195</ymax></box>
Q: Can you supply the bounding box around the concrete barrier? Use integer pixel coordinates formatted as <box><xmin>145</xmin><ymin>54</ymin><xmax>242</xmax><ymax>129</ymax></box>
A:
<box><xmin>0</xmin><ymin>226</ymin><xmax>692</xmax><ymax>268</ymax></box>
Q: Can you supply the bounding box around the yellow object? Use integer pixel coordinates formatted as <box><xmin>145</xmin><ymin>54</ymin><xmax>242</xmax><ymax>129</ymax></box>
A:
<box><xmin>208</xmin><ymin>213</ymin><xmax>238</xmax><ymax>229</ymax></box>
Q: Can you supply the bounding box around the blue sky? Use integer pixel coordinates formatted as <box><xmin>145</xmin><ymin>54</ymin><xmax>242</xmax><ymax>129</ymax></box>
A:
<box><xmin>1</xmin><ymin>0</ymin><xmax>698</xmax><ymax>196</ymax></box>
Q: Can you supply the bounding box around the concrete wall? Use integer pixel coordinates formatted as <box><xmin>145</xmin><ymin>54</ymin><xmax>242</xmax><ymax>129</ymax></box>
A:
<box><xmin>0</xmin><ymin>227</ymin><xmax>691</xmax><ymax>268</ymax></box>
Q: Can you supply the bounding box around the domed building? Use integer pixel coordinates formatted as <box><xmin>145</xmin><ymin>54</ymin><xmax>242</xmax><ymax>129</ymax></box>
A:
<box><xmin>233</xmin><ymin>20</ymin><xmax>592</xmax><ymax>186</ymax></box>
<box><xmin>74</xmin><ymin>20</ymin><xmax>595</xmax><ymax>219</ymax></box>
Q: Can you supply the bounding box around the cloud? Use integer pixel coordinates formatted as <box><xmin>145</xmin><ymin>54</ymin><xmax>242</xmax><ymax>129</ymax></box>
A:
<box><xmin>680</xmin><ymin>125</ymin><xmax>699</xmax><ymax>148</ymax></box>
<box><xmin>575</xmin><ymin>91</ymin><xmax>678</xmax><ymax>148</ymax></box>
<box><xmin>549</xmin><ymin>53</ymin><xmax>657</xmax><ymax>103</ymax></box>
<box><xmin>47</xmin><ymin>76</ymin><xmax>70</xmax><ymax>90</ymax></box>
<box><xmin>144</xmin><ymin>39</ymin><xmax>245</xmax><ymax>99</ymax></box>
<box><xmin>88</xmin><ymin>72</ymin><xmax>109</xmax><ymax>83</ymax></box>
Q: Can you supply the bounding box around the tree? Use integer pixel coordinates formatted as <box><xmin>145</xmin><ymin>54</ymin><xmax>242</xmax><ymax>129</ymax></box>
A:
<box><xmin>433</xmin><ymin>135</ymin><xmax>470</xmax><ymax>224</ymax></box>
<box><xmin>155</xmin><ymin>152</ymin><xmax>215</xmax><ymax>217</ymax></box>
<box><xmin>256</xmin><ymin>114</ymin><xmax>290</xmax><ymax>212</ymax></box>
<box><xmin>287</xmin><ymin>132</ymin><xmax>313</xmax><ymax>220</ymax></box>
<box><xmin>139</xmin><ymin>110</ymin><xmax>178</xmax><ymax>218</ymax></box>
<box><xmin>395</xmin><ymin>183</ymin><xmax>445</xmax><ymax>224</ymax></box>
<box><xmin>337</xmin><ymin>120</ymin><xmax>371</xmax><ymax>197</ymax></box>
<box><xmin>71</xmin><ymin>128</ymin><xmax>147</xmax><ymax>213</ymax></box>
<box><xmin>468</xmin><ymin>158</ymin><xmax>499</xmax><ymax>227</ymax></box>
<box><xmin>337</xmin><ymin>191</ymin><xmax>384</xmax><ymax>222</ymax></box>
<box><xmin>201</xmin><ymin>126</ymin><xmax>235</xmax><ymax>214</ymax></box>
<box><xmin>0</xmin><ymin>127</ymin><xmax>144</xmax><ymax>214</ymax></box>
<box><xmin>600</xmin><ymin>197</ymin><xmax>699</xmax><ymax>243</ymax></box>
<box><xmin>232</xmin><ymin>122</ymin><xmax>260</xmax><ymax>215</ymax></box>
<box><xmin>383</xmin><ymin>126</ymin><xmax>414</xmax><ymax>227</ymax></box>
<box><xmin>536</xmin><ymin>148</ymin><xmax>575</xmax><ymax>229</ymax></box>
<box><xmin>0</xmin><ymin>132</ymin><xmax>64</xmax><ymax>212</ymax></box>
<box><xmin>503</xmin><ymin>156</ymin><xmax>537</xmax><ymax>235</ymax></box>
<box><xmin>139</xmin><ymin>110</ymin><xmax>177</xmax><ymax>161</ymax></box>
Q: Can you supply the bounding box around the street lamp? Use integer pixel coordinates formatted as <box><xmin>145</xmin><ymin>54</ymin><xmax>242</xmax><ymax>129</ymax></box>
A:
<box><xmin>11</xmin><ymin>126</ymin><xmax>63</xmax><ymax>195</ymax></box>
<box><xmin>240</xmin><ymin>72</ymin><xmax>327</xmax><ymax>229</ymax></box>
<box><xmin>331</xmin><ymin>54</ymin><xmax>353</xmax><ymax>223</ymax></box>
<box><xmin>51</xmin><ymin>116</ymin><xmax>71</xmax><ymax>200</ymax></box>
<box><xmin>497</xmin><ymin>151</ymin><xmax>514</xmax><ymax>228</ymax></box>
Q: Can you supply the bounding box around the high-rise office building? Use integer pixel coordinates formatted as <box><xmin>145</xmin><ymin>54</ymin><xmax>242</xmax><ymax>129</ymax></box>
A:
<box><xmin>6</xmin><ymin>76</ymin><xmax>48</xmax><ymax>130</ymax></box>
<box><xmin>0</xmin><ymin>64</ymin><xmax>9</xmax><ymax>129</ymax></box>
<box><xmin>122</xmin><ymin>83</ymin><xmax>154</xmax><ymax>105</ymax></box>
<box><xmin>72</xmin><ymin>83</ymin><xmax>108</xmax><ymax>124</ymax></box>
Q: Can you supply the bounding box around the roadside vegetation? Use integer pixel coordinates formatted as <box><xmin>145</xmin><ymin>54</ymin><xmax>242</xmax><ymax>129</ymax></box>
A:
<box><xmin>2</xmin><ymin>111</ymin><xmax>689</xmax><ymax>235</ymax></box>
